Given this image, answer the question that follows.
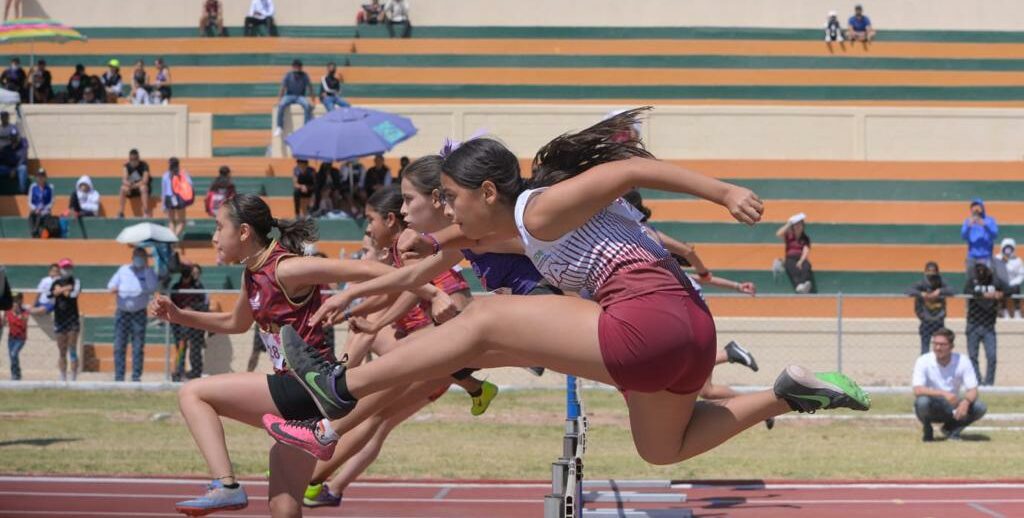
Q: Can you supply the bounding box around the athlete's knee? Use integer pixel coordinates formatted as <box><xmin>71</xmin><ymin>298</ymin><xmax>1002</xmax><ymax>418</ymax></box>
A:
<box><xmin>635</xmin><ymin>443</ymin><xmax>683</xmax><ymax>466</ymax></box>
<box><xmin>267</xmin><ymin>495</ymin><xmax>302</xmax><ymax>518</ymax></box>
<box><xmin>177</xmin><ymin>378</ymin><xmax>203</xmax><ymax>409</ymax></box>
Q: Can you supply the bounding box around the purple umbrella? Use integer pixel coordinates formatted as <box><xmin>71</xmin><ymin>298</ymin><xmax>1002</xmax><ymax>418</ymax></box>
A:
<box><xmin>284</xmin><ymin>107</ymin><xmax>418</xmax><ymax>162</ymax></box>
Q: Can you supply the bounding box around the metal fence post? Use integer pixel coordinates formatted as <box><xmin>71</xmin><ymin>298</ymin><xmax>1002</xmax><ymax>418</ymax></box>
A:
<box><xmin>836</xmin><ymin>291</ymin><xmax>843</xmax><ymax>374</ymax></box>
<box><xmin>164</xmin><ymin>288</ymin><xmax>171</xmax><ymax>382</ymax></box>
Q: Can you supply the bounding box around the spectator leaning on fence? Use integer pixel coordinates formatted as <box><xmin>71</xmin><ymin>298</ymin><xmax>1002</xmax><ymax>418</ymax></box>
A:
<box><xmin>964</xmin><ymin>262</ymin><xmax>1005</xmax><ymax>386</ymax></box>
<box><xmin>995</xmin><ymin>238</ymin><xmax>1023</xmax><ymax>319</ymax></box>
<box><xmin>912</xmin><ymin>327</ymin><xmax>986</xmax><ymax>442</ymax></box>
<box><xmin>962</xmin><ymin>198</ymin><xmax>998</xmax><ymax>278</ymax></box>
<box><xmin>107</xmin><ymin>247</ymin><xmax>159</xmax><ymax>382</ymax></box>
<box><xmin>905</xmin><ymin>261</ymin><xmax>954</xmax><ymax>355</ymax></box>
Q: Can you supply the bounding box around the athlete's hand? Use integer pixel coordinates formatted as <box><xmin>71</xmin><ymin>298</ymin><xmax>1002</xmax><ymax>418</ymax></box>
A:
<box><xmin>429</xmin><ymin>291</ymin><xmax>458</xmax><ymax>324</ymax></box>
<box><xmin>310</xmin><ymin>291</ymin><xmax>352</xmax><ymax>327</ymax></box>
<box><xmin>148</xmin><ymin>294</ymin><xmax>181</xmax><ymax>323</ymax></box>
<box><xmin>724</xmin><ymin>187</ymin><xmax>763</xmax><ymax>225</ymax></box>
<box><xmin>737</xmin><ymin>282</ymin><xmax>757</xmax><ymax>296</ymax></box>
<box><xmin>348</xmin><ymin>316</ymin><xmax>381</xmax><ymax>335</ymax></box>
<box><xmin>398</xmin><ymin>228</ymin><xmax>434</xmax><ymax>261</ymax></box>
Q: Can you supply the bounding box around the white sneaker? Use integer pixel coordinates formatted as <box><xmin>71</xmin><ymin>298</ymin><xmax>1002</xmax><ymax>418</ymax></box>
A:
<box><xmin>1001</xmin><ymin>310</ymin><xmax>1010</xmax><ymax>319</ymax></box>
<box><xmin>273</xmin><ymin>127</ymin><xmax>282</xmax><ymax>137</ymax></box>
<box><xmin>1015</xmin><ymin>311</ymin><xmax>1022</xmax><ymax>320</ymax></box>
<box><xmin>795</xmin><ymin>281</ymin><xmax>812</xmax><ymax>294</ymax></box>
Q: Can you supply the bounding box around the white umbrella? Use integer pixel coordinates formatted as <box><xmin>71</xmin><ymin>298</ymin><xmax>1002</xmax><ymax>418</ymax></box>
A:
<box><xmin>116</xmin><ymin>222</ymin><xmax>179</xmax><ymax>244</ymax></box>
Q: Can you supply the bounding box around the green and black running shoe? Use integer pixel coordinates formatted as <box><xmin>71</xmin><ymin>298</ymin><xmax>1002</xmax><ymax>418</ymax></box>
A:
<box><xmin>281</xmin><ymin>325</ymin><xmax>356</xmax><ymax>420</ymax></box>
<box><xmin>773</xmin><ymin>365</ymin><xmax>871</xmax><ymax>413</ymax></box>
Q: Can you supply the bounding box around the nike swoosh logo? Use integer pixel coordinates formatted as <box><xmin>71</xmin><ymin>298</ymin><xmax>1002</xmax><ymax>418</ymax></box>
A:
<box><xmin>305</xmin><ymin>371</ymin><xmax>343</xmax><ymax>410</ymax></box>
<box><xmin>793</xmin><ymin>394</ymin><xmax>832</xmax><ymax>408</ymax></box>
<box><xmin>270</xmin><ymin>422</ymin><xmax>303</xmax><ymax>443</ymax></box>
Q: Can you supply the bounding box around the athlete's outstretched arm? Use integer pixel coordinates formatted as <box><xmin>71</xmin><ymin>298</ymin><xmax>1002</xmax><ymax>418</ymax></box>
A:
<box><xmin>149</xmin><ymin>282</ymin><xmax>255</xmax><ymax>335</ymax></box>
<box><xmin>526</xmin><ymin>157</ymin><xmax>762</xmax><ymax>241</ymax></box>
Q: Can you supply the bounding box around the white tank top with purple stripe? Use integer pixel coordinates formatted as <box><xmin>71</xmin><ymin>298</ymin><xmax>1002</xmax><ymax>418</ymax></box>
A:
<box><xmin>514</xmin><ymin>188</ymin><xmax>670</xmax><ymax>298</ymax></box>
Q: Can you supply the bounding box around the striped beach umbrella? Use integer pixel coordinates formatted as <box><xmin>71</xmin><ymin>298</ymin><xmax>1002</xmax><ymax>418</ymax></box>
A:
<box><xmin>0</xmin><ymin>18</ymin><xmax>86</xmax><ymax>102</ymax></box>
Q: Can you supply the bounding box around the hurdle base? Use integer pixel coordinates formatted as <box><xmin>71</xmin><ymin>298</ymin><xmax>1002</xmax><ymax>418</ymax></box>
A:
<box><xmin>583</xmin><ymin>509</ymin><xmax>693</xmax><ymax>518</ymax></box>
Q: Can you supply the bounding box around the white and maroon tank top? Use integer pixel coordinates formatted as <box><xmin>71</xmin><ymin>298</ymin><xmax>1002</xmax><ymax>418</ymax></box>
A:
<box><xmin>514</xmin><ymin>188</ymin><xmax>669</xmax><ymax>298</ymax></box>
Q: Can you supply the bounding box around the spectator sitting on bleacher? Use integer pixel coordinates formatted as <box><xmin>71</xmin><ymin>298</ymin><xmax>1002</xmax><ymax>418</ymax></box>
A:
<box><xmin>292</xmin><ymin>158</ymin><xmax>316</xmax><ymax>217</ymax></box>
<box><xmin>65</xmin><ymin>64</ymin><xmax>87</xmax><ymax>103</ymax></box>
<box><xmin>358</xmin><ymin>0</ymin><xmax>383</xmax><ymax>24</ymax></box>
<box><xmin>1</xmin><ymin>57</ymin><xmax>26</xmax><ymax>102</ymax></box>
<box><xmin>130</xmin><ymin>60</ymin><xmax>150</xmax><ymax>105</ymax></box>
<box><xmin>397</xmin><ymin>155</ymin><xmax>410</xmax><ymax>181</ymax></box>
<box><xmin>846</xmin><ymin>4</ymin><xmax>876</xmax><ymax>43</ymax></box>
<box><xmin>320</xmin><ymin>62</ymin><xmax>349</xmax><ymax>112</ymax></box>
<box><xmin>108</xmin><ymin>247</ymin><xmax>158</xmax><ymax>382</ymax></box>
<box><xmin>244</xmin><ymin>0</ymin><xmax>278</xmax><ymax>37</ymax></box>
<box><xmin>363</xmin><ymin>153</ymin><xmax>392</xmax><ymax>195</ymax></box>
<box><xmin>995</xmin><ymin>238</ymin><xmax>1023</xmax><ymax>319</ymax></box>
<box><xmin>101</xmin><ymin>59</ymin><xmax>124</xmax><ymax>103</ymax></box>
<box><xmin>273</xmin><ymin>59</ymin><xmax>314</xmax><ymax>137</ymax></box>
<box><xmin>29</xmin><ymin>59</ymin><xmax>53</xmax><ymax>104</ymax></box>
<box><xmin>776</xmin><ymin>212</ymin><xmax>817</xmax><ymax>294</ymax></box>
<box><xmin>33</xmin><ymin>263</ymin><xmax>58</xmax><ymax>314</ymax></box>
<box><xmin>68</xmin><ymin>175</ymin><xmax>100</xmax><ymax>219</ymax></box>
<box><xmin>153</xmin><ymin>58</ymin><xmax>172</xmax><ymax>104</ymax></box>
<box><xmin>913</xmin><ymin>327</ymin><xmax>986</xmax><ymax>442</ymax></box>
<box><xmin>905</xmin><ymin>261</ymin><xmax>954</xmax><ymax>355</ymax></box>
<box><xmin>119</xmin><ymin>149</ymin><xmax>152</xmax><ymax>218</ymax></box>
<box><xmin>204</xmin><ymin>165</ymin><xmax>236</xmax><ymax>218</ymax></box>
<box><xmin>384</xmin><ymin>0</ymin><xmax>412</xmax><ymax>38</ymax></box>
<box><xmin>27</xmin><ymin>169</ymin><xmax>53</xmax><ymax>238</ymax></box>
<box><xmin>162</xmin><ymin>157</ymin><xmax>194</xmax><ymax>237</ymax></box>
<box><xmin>0</xmin><ymin>111</ymin><xmax>27</xmax><ymax>193</ymax></box>
<box><xmin>962</xmin><ymin>198</ymin><xmax>998</xmax><ymax>278</ymax></box>
<box><xmin>79</xmin><ymin>86</ymin><xmax>100</xmax><ymax>104</ymax></box>
<box><xmin>824</xmin><ymin>10</ymin><xmax>844</xmax><ymax>49</ymax></box>
<box><xmin>200</xmin><ymin>0</ymin><xmax>226</xmax><ymax>37</ymax></box>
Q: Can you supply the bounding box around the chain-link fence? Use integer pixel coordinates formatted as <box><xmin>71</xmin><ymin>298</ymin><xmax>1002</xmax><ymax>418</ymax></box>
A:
<box><xmin>2</xmin><ymin>289</ymin><xmax>1023</xmax><ymax>387</ymax></box>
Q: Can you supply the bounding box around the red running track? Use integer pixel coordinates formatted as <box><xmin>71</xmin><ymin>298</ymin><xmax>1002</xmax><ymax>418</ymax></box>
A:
<box><xmin>1</xmin><ymin>476</ymin><xmax>1024</xmax><ymax>517</ymax></box>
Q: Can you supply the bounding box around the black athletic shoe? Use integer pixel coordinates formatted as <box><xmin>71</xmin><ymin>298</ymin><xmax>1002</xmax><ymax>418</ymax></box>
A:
<box><xmin>772</xmin><ymin>365</ymin><xmax>871</xmax><ymax>414</ymax></box>
<box><xmin>765</xmin><ymin>417</ymin><xmax>775</xmax><ymax>430</ymax></box>
<box><xmin>923</xmin><ymin>424</ymin><xmax>935</xmax><ymax>442</ymax></box>
<box><xmin>525</xmin><ymin>367</ymin><xmax>545</xmax><ymax>377</ymax></box>
<box><xmin>280</xmin><ymin>325</ymin><xmax>356</xmax><ymax>420</ymax></box>
<box><xmin>725</xmin><ymin>341</ymin><xmax>759</xmax><ymax>372</ymax></box>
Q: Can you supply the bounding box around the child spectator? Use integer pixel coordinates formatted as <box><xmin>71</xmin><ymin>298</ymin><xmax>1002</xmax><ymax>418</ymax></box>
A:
<box><xmin>4</xmin><ymin>291</ymin><xmax>29</xmax><ymax>380</ymax></box>
<box><xmin>171</xmin><ymin>264</ymin><xmax>209</xmax><ymax>381</ymax></box>
<box><xmin>995</xmin><ymin>238</ymin><xmax>1023</xmax><ymax>319</ymax></box>
<box><xmin>776</xmin><ymin>212</ymin><xmax>816</xmax><ymax>293</ymax></box>
<box><xmin>119</xmin><ymin>149</ymin><xmax>153</xmax><ymax>218</ymax></box>
<box><xmin>292</xmin><ymin>158</ymin><xmax>316</xmax><ymax>217</ymax></box>
<box><xmin>320</xmin><ymin>62</ymin><xmax>348</xmax><ymax>112</ymax></box>
<box><xmin>905</xmin><ymin>262</ymin><xmax>955</xmax><ymax>354</ymax></box>
<box><xmin>101</xmin><ymin>59</ymin><xmax>124</xmax><ymax>102</ymax></box>
<box><xmin>33</xmin><ymin>263</ymin><xmax>58</xmax><ymax>314</ymax></box>
<box><xmin>162</xmin><ymin>157</ymin><xmax>194</xmax><ymax>236</ymax></box>
<box><xmin>68</xmin><ymin>175</ymin><xmax>100</xmax><ymax>218</ymax></box>
<box><xmin>27</xmin><ymin>169</ymin><xmax>53</xmax><ymax>238</ymax></box>
<box><xmin>51</xmin><ymin>258</ymin><xmax>81</xmax><ymax>382</ymax></box>
<box><xmin>204</xmin><ymin>165</ymin><xmax>236</xmax><ymax>217</ymax></box>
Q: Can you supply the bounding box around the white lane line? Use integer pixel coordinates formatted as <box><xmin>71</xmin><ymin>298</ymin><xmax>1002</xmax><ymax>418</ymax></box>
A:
<box><xmin>432</xmin><ymin>487</ymin><xmax>452</xmax><ymax>500</ymax></box>
<box><xmin>0</xmin><ymin>491</ymin><xmax>539</xmax><ymax>504</ymax></box>
<box><xmin>0</xmin><ymin>476</ymin><xmax>548</xmax><ymax>489</ymax></box>
<box><xmin>969</xmin><ymin>502</ymin><xmax>1008</xmax><ymax>518</ymax></box>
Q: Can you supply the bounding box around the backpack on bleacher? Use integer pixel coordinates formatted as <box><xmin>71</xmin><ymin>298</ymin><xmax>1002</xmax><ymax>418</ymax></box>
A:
<box><xmin>39</xmin><ymin>215</ymin><xmax>63</xmax><ymax>239</ymax></box>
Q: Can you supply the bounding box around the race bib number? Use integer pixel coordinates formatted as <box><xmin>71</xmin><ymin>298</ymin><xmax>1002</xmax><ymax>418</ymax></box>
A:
<box><xmin>259</xmin><ymin>330</ymin><xmax>285</xmax><ymax>371</ymax></box>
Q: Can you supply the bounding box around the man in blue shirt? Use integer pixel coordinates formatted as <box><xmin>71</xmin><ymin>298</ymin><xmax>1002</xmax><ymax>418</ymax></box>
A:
<box><xmin>107</xmin><ymin>247</ymin><xmax>159</xmax><ymax>381</ymax></box>
<box><xmin>846</xmin><ymin>4</ymin><xmax>876</xmax><ymax>42</ymax></box>
<box><xmin>274</xmin><ymin>59</ymin><xmax>315</xmax><ymax>137</ymax></box>
<box><xmin>962</xmin><ymin>198</ymin><xmax>998</xmax><ymax>278</ymax></box>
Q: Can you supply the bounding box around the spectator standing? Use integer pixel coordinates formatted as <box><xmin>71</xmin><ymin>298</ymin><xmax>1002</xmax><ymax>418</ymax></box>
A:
<box><xmin>107</xmin><ymin>247</ymin><xmax>158</xmax><ymax>382</ymax></box>
<box><xmin>162</xmin><ymin>157</ymin><xmax>194</xmax><ymax>236</ymax></box>
<box><xmin>320</xmin><ymin>62</ymin><xmax>349</xmax><ymax>112</ymax></box>
<box><xmin>50</xmin><ymin>258</ymin><xmax>80</xmax><ymax>381</ymax></box>
<box><xmin>65</xmin><ymin>64</ymin><xmax>87</xmax><ymax>103</ymax></box>
<box><xmin>27</xmin><ymin>169</ymin><xmax>53</xmax><ymax>238</ymax></box>
<box><xmin>119</xmin><ymin>149</ymin><xmax>153</xmax><ymax>218</ymax></box>
<box><xmin>964</xmin><ymin>262</ymin><xmax>1005</xmax><ymax>386</ymax></box>
<box><xmin>0</xmin><ymin>110</ymin><xmax>27</xmax><ymax>193</ymax></box>
<box><xmin>776</xmin><ymin>212</ymin><xmax>816</xmax><ymax>293</ymax></box>
<box><xmin>383</xmin><ymin>0</ymin><xmax>412</xmax><ymax>38</ymax></box>
<box><xmin>292</xmin><ymin>158</ymin><xmax>316</xmax><ymax>217</ymax></box>
<box><xmin>962</xmin><ymin>198</ymin><xmax>998</xmax><ymax>278</ymax></box>
<box><xmin>912</xmin><ymin>328</ymin><xmax>986</xmax><ymax>441</ymax></box>
<box><xmin>1</xmin><ymin>57</ymin><xmax>26</xmax><ymax>101</ymax></box>
<box><xmin>68</xmin><ymin>175</ymin><xmax>100</xmax><ymax>218</ymax></box>
<box><xmin>200</xmin><ymin>0</ymin><xmax>226</xmax><ymax>37</ymax></box>
<box><xmin>170</xmin><ymin>264</ymin><xmax>208</xmax><ymax>381</ymax></box>
<box><xmin>273</xmin><ymin>59</ymin><xmax>314</xmax><ymax>137</ymax></box>
<box><xmin>995</xmin><ymin>238</ymin><xmax>1023</xmax><ymax>319</ymax></box>
<box><xmin>204</xmin><ymin>165</ymin><xmax>236</xmax><ymax>217</ymax></box>
<box><xmin>4</xmin><ymin>291</ymin><xmax>29</xmax><ymax>380</ymax></box>
<box><xmin>101</xmin><ymin>59</ymin><xmax>124</xmax><ymax>102</ymax></box>
<box><xmin>905</xmin><ymin>262</ymin><xmax>954</xmax><ymax>354</ymax></box>
<box><xmin>29</xmin><ymin>59</ymin><xmax>53</xmax><ymax>104</ymax></box>
<box><xmin>244</xmin><ymin>0</ymin><xmax>278</xmax><ymax>37</ymax></box>
<box><xmin>153</xmin><ymin>58</ymin><xmax>172</xmax><ymax>103</ymax></box>
<box><xmin>846</xmin><ymin>4</ymin><xmax>876</xmax><ymax>42</ymax></box>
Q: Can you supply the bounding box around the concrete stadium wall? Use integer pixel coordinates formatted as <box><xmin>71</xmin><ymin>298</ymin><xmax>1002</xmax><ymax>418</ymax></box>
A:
<box><xmin>275</xmin><ymin>104</ymin><xmax>1024</xmax><ymax>162</ymax></box>
<box><xmin>21</xmin><ymin>0</ymin><xmax>1024</xmax><ymax>31</ymax></box>
<box><xmin>20</xmin><ymin>105</ymin><xmax>199</xmax><ymax>159</ymax></box>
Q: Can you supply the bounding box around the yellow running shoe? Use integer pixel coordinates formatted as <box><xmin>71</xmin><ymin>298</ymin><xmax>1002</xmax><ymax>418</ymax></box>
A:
<box><xmin>470</xmin><ymin>381</ymin><xmax>498</xmax><ymax>416</ymax></box>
